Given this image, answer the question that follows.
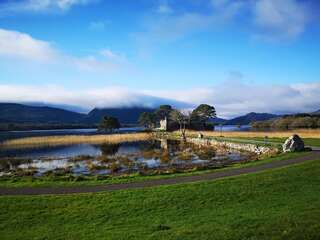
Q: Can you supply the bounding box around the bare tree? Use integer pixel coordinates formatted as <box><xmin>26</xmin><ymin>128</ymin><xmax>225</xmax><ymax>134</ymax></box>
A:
<box><xmin>170</xmin><ymin>109</ymin><xmax>191</xmax><ymax>141</ymax></box>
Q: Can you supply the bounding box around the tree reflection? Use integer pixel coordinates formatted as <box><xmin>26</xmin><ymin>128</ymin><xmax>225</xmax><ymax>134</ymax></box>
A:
<box><xmin>100</xmin><ymin>143</ymin><xmax>120</xmax><ymax>156</ymax></box>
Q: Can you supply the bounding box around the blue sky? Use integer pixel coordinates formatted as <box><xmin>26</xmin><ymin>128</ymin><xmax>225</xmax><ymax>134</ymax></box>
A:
<box><xmin>0</xmin><ymin>0</ymin><xmax>319</xmax><ymax>118</ymax></box>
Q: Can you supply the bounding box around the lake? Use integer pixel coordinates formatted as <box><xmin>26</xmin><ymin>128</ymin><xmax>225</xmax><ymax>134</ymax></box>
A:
<box><xmin>0</xmin><ymin>139</ymin><xmax>255</xmax><ymax>177</ymax></box>
<box><xmin>0</xmin><ymin>125</ymin><xmax>250</xmax><ymax>142</ymax></box>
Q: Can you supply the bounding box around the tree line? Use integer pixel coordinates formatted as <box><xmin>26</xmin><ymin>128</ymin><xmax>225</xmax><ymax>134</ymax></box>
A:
<box><xmin>252</xmin><ymin>114</ymin><xmax>320</xmax><ymax>130</ymax></box>
<box><xmin>98</xmin><ymin>104</ymin><xmax>216</xmax><ymax>136</ymax></box>
<box><xmin>138</xmin><ymin>104</ymin><xmax>216</xmax><ymax>139</ymax></box>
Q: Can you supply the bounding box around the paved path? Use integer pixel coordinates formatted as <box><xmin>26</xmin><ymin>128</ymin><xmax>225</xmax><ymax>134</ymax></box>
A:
<box><xmin>1</xmin><ymin>150</ymin><xmax>319</xmax><ymax>196</ymax></box>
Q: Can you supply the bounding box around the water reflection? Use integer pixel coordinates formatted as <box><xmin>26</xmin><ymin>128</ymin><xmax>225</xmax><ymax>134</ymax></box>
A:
<box><xmin>0</xmin><ymin>139</ymin><xmax>256</xmax><ymax>177</ymax></box>
<box><xmin>100</xmin><ymin>143</ymin><xmax>120</xmax><ymax>155</ymax></box>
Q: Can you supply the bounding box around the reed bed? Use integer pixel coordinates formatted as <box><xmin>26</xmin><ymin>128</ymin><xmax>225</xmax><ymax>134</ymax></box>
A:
<box><xmin>0</xmin><ymin>133</ymin><xmax>152</xmax><ymax>149</ymax></box>
<box><xmin>181</xmin><ymin>129</ymin><xmax>320</xmax><ymax>139</ymax></box>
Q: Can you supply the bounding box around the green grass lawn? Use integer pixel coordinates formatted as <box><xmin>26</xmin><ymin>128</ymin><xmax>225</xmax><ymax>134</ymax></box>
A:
<box><xmin>1</xmin><ymin>158</ymin><xmax>320</xmax><ymax>240</ymax></box>
<box><xmin>215</xmin><ymin>137</ymin><xmax>320</xmax><ymax>147</ymax></box>
<box><xmin>0</xmin><ymin>152</ymin><xmax>308</xmax><ymax>188</ymax></box>
<box><xmin>249</xmin><ymin>137</ymin><xmax>320</xmax><ymax>147</ymax></box>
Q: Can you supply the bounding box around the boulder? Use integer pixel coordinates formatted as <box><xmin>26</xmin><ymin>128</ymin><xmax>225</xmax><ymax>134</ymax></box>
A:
<box><xmin>282</xmin><ymin>134</ymin><xmax>305</xmax><ymax>152</ymax></box>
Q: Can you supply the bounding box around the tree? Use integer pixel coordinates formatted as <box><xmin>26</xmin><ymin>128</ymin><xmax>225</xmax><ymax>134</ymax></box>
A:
<box><xmin>170</xmin><ymin>110</ymin><xmax>191</xmax><ymax>141</ymax></box>
<box><xmin>155</xmin><ymin>105</ymin><xmax>173</xmax><ymax>120</ymax></box>
<box><xmin>191</xmin><ymin>104</ymin><xmax>216</xmax><ymax>129</ymax></box>
<box><xmin>99</xmin><ymin>116</ymin><xmax>120</xmax><ymax>133</ymax></box>
<box><xmin>138</xmin><ymin>112</ymin><xmax>156</xmax><ymax>129</ymax></box>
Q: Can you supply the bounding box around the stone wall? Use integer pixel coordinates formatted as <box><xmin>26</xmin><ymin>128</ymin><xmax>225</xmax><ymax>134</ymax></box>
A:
<box><xmin>186</xmin><ymin>137</ymin><xmax>275</xmax><ymax>155</ymax></box>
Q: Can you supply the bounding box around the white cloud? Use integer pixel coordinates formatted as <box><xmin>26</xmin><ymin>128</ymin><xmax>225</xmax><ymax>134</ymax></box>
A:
<box><xmin>0</xmin><ymin>28</ymin><xmax>58</xmax><ymax>62</ymax></box>
<box><xmin>253</xmin><ymin>0</ymin><xmax>310</xmax><ymax>40</ymax></box>
<box><xmin>136</xmin><ymin>0</ymin><xmax>314</xmax><ymax>51</ymax></box>
<box><xmin>135</xmin><ymin>0</ymin><xmax>246</xmax><ymax>57</ymax></box>
<box><xmin>0</xmin><ymin>81</ymin><xmax>319</xmax><ymax>118</ymax></box>
<box><xmin>100</xmin><ymin>49</ymin><xmax>126</xmax><ymax>62</ymax></box>
<box><xmin>135</xmin><ymin>12</ymin><xmax>216</xmax><ymax>58</ymax></box>
<box><xmin>152</xmin><ymin>81</ymin><xmax>320</xmax><ymax>118</ymax></box>
<box><xmin>70</xmin><ymin>55</ymin><xmax>120</xmax><ymax>72</ymax></box>
<box><xmin>0</xmin><ymin>85</ymin><xmax>188</xmax><ymax>110</ymax></box>
<box><xmin>0</xmin><ymin>0</ymin><xmax>97</xmax><ymax>14</ymax></box>
<box><xmin>0</xmin><ymin>28</ymin><xmax>126</xmax><ymax>73</ymax></box>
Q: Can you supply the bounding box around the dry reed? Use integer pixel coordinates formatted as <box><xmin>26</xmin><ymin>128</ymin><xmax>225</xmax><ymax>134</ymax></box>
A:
<box><xmin>0</xmin><ymin>133</ymin><xmax>152</xmax><ymax>149</ymax></box>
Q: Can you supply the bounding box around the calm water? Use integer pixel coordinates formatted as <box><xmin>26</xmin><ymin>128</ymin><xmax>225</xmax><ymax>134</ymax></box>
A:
<box><xmin>0</xmin><ymin>140</ymin><xmax>254</xmax><ymax>176</ymax></box>
<box><xmin>0</xmin><ymin>125</ymin><xmax>250</xmax><ymax>142</ymax></box>
<box><xmin>216</xmin><ymin>125</ymin><xmax>251</xmax><ymax>132</ymax></box>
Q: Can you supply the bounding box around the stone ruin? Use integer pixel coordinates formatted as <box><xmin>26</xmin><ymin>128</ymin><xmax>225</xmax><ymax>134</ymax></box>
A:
<box><xmin>159</xmin><ymin>117</ymin><xmax>167</xmax><ymax>131</ymax></box>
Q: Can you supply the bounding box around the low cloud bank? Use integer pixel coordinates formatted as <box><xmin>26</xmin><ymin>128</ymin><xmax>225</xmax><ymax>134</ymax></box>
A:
<box><xmin>0</xmin><ymin>81</ymin><xmax>319</xmax><ymax>119</ymax></box>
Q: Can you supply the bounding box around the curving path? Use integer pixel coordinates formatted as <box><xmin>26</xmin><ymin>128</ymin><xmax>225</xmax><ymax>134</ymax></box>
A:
<box><xmin>0</xmin><ymin>149</ymin><xmax>319</xmax><ymax>196</ymax></box>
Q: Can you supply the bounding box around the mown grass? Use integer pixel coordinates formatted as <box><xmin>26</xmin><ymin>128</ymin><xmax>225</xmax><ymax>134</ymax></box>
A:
<box><xmin>0</xmin><ymin>152</ymin><xmax>309</xmax><ymax>188</ymax></box>
<box><xmin>217</xmin><ymin>137</ymin><xmax>320</xmax><ymax>147</ymax></box>
<box><xmin>1</xmin><ymin>158</ymin><xmax>320</xmax><ymax>240</ymax></box>
<box><xmin>201</xmin><ymin>137</ymin><xmax>320</xmax><ymax>148</ymax></box>
<box><xmin>0</xmin><ymin>132</ymin><xmax>151</xmax><ymax>149</ymax></box>
<box><xmin>228</xmin><ymin>137</ymin><xmax>320</xmax><ymax>147</ymax></box>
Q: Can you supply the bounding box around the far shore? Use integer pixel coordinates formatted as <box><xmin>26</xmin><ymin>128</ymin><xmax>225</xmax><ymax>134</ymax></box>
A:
<box><xmin>1</xmin><ymin>129</ymin><xmax>320</xmax><ymax>149</ymax></box>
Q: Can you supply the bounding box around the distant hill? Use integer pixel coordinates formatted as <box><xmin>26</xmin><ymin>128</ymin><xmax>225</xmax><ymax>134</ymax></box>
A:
<box><xmin>84</xmin><ymin>107</ymin><xmax>155</xmax><ymax>124</ymax></box>
<box><xmin>0</xmin><ymin>103</ymin><xmax>85</xmax><ymax>124</ymax></box>
<box><xmin>21</xmin><ymin>102</ymin><xmax>89</xmax><ymax>113</ymax></box>
<box><xmin>312</xmin><ymin>109</ymin><xmax>320</xmax><ymax>115</ymax></box>
<box><xmin>208</xmin><ymin>117</ymin><xmax>227</xmax><ymax>124</ymax></box>
<box><xmin>0</xmin><ymin>102</ymin><xmax>288</xmax><ymax>128</ymax></box>
<box><xmin>226</xmin><ymin>112</ymin><xmax>279</xmax><ymax>125</ymax></box>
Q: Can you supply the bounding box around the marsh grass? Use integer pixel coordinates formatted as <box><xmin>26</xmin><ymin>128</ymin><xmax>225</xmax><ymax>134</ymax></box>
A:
<box><xmin>13</xmin><ymin>167</ymin><xmax>38</xmax><ymax>177</ymax></box>
<box><xmin>108</xmin><ymin>162</ymin><xmax>121</xmax><ymax>173</ymax></box>
<box><xmin>0</xmin><ymin>152</ymin><xmax>309</xmax><ymax>188</ymax></box>
<box><xmin>159</xmin><ymin>151</ymin><xmax>170</xmax><ymax>163</ymax></box>
<box><xmin>69</xmin><ymin>155</ymin><xmax>95</xmax><ymax>162</ymax></box>
<box><xmin>87</xmin><ymin>162</ymin><xmax>108</xmax><ymax>171</ymax></box>
<box><xmin>0</xmin><ymin>133</ymin><xmax>151</xmax><ymax>149</ymax></box>
<box><xmin>177</xmin><ymin>151</ymin><xmax>194</xmax><ymax>161</ymax></box>
<box><xmin>0</xmin><ymin>157</ymin><xmax>33</xmax><ymax>171</ymax></box>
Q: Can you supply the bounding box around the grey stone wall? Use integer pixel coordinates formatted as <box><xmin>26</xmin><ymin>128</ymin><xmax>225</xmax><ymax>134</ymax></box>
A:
<box><xmin>186</xmin><ymin>138</ymin><xmax>275</xmax><ymax>155</ymax></box>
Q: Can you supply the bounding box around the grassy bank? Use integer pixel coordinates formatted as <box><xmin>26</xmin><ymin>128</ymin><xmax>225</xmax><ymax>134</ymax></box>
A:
<box><xmin>203</xmin><ymin>137</ymin><xmax>320</xmax><ymax>148</ymax></box>
<box><xmin>1</xmin><ymin>158</ymin><xmax>320</xmax><ymax>240</ymax></box>
<box><xmin>0</xmin><ymin>132</ymin><xmax>151</xmax><ymax>149</ymax></box>
<box><xmin>236</xmin><ymin>137</ymin><xmax>320</xmax><ymax>147</ymax></box>
<box><xmin>183</xmin><ymin>129</ymin><xmax>320</xmax><ymax>139</ymax></box>
<box><xmin>179</xmin><ymin>130</ymin><xmax>320</xmax><ymax>147</ymax></box>
<box><xmin>0</xmin><ymin>152</ymin><xmax>308</xmax><ymax>188</ymax></box>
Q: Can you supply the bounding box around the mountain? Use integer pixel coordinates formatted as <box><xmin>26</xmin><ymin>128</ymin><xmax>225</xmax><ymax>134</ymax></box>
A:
<box><xmin>225</xmin><ymin>112</ymin><xmax>280</xmax><ymax>125</ymax></box>
<box><xmin>209</xmin><ymin>117</ymin><xmax>227</xmax><ymax>124</ymax></box>
<box><xmin>312</xmin><ymin>109</ymin><xmax>320</xmax><ymax>115</ymax></box>
<box><xmin>84</xmin><ymin>107</ymin><xmax>155</xmax><ymax>124</ymax></box>
<box><xmin>0</xmin><ymin>102</ymin><xmax>285</xmax><ymax>128</ymax></box>
<box><xmin>0</xmin><ymin>103</ymin><xmax>85</xmax><ymax>124</ymax></box>
<box><xmin>21</xmin><ymin>102</ymin><xmax>89</xmax><ymax>113</ymax></box>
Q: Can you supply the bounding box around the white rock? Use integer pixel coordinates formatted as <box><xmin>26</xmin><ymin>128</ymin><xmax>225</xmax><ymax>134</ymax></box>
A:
<box><xmin>282</xmin><ymin>134</ymin><xmax>305</xmax><ymax>152</ymax></box>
